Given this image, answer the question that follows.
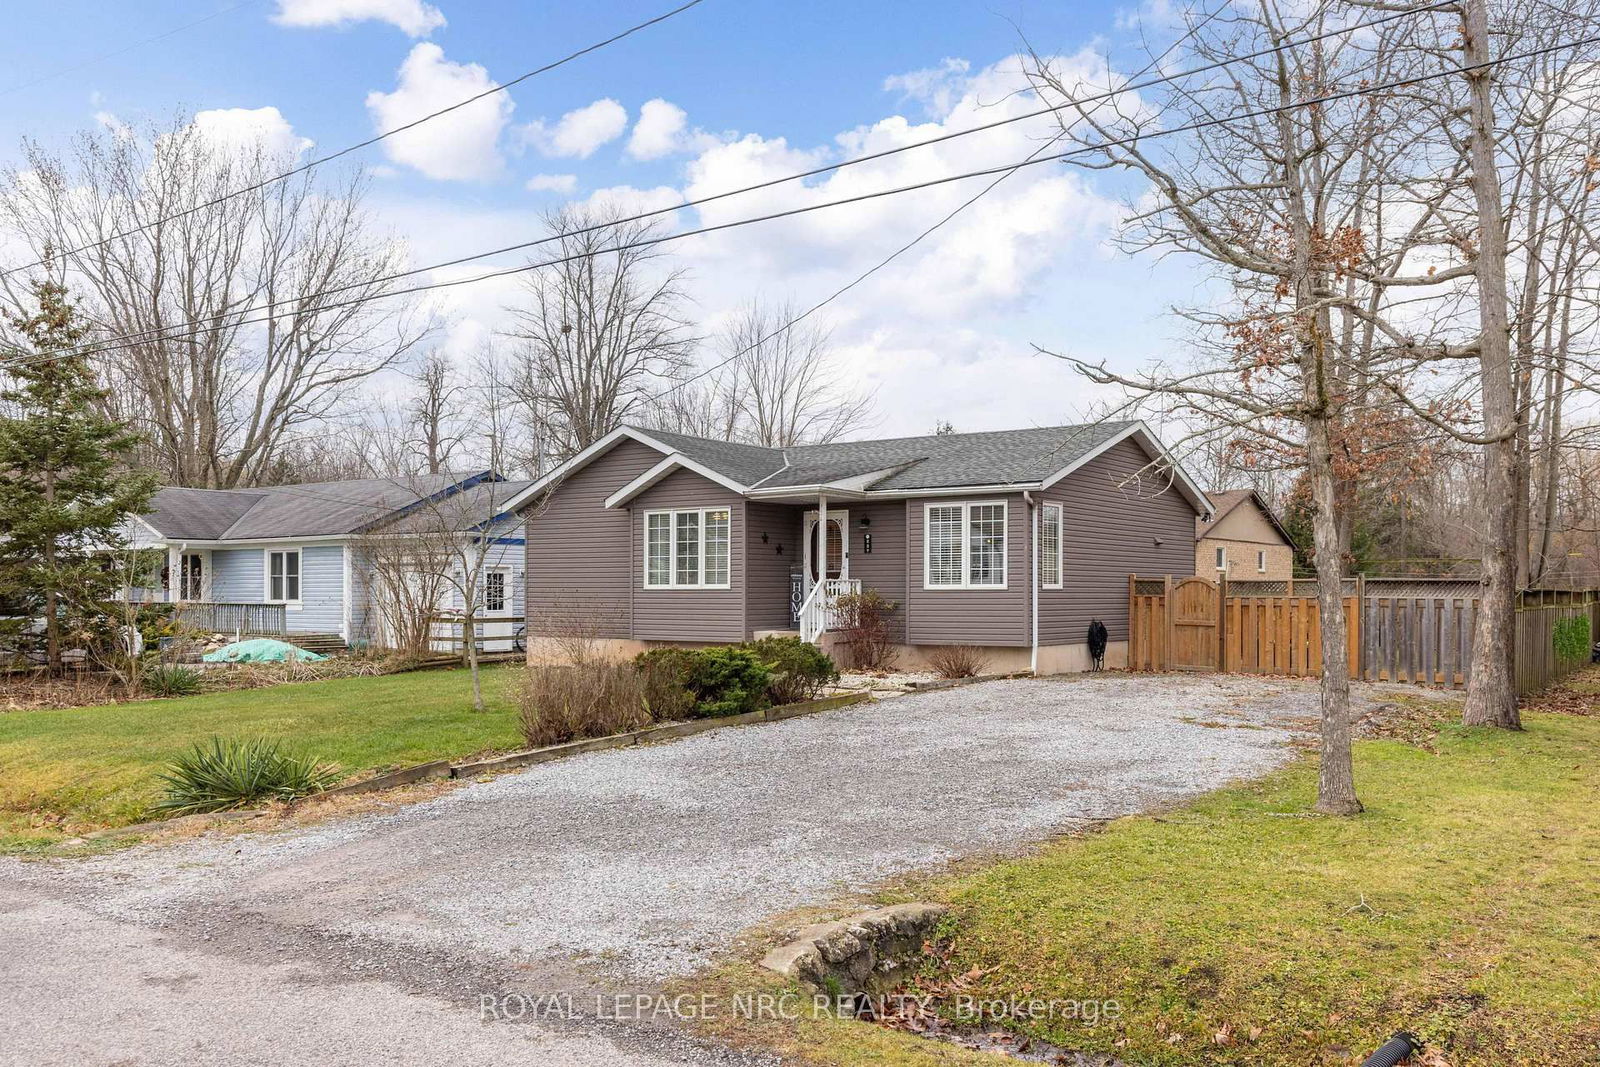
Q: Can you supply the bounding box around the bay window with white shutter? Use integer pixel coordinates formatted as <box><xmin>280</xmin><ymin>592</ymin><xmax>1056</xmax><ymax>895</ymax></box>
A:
<box><xmin>643</xmin><ymin>508</ymin><xmax>732</xmax><ymax>589</ymax></box>
<box><xmin>923</xmin><ymin>501</ymin><xmax>1008</xmax><ymax>589</ymax></box>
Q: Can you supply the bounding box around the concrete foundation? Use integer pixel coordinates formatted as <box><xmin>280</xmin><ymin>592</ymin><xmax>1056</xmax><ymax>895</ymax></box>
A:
<box><xmin>525</xmin><ymin>634</ymin><xmax>1129</xmax><ymax>677</ymax></box>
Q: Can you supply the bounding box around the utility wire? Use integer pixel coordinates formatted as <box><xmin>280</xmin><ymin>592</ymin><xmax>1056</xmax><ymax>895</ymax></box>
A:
<box><xmin>22</xmin><ymin>29</ymin><xmax>1593</xmax><ymax>369</ymax></box>
<box><xmin>0</xmin><ymin>0</ymin><xmax>709</xmax><ymax>280</ymax></box>
<box><xmin>0</xmin><ymin>0</ymin><xmax>259</xmax><ymax>97</ymax></box>
<box><xmin>640</xmin><ymin>1</ymin><xmax>1228</xmax><ymax>408</ymax></box>
<box><xmin>132</xmin><ymin>2</ymin><xmax>1224</xmax><ymax>509</ymax></box>
<box><xmin>5</xmin><ymin>0</ymin><xmax>1454</xmax><ymax>342</ymax></box>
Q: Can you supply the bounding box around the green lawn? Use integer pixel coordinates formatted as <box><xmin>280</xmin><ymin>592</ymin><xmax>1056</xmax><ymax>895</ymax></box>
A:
<box><xmin>705</xmin><ymin>706</ymin><xmax>1600</xmax><ymax>1067</ymax></box>
<box><xmin>0</xmin><ymin>665</ymin><xmax>522</xmax><ymax>852</ymax></box>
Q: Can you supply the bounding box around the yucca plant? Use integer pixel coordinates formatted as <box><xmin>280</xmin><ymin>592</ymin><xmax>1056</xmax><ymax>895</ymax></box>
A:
<box><xmin>154</xmin><ymin>737</ymin><xmax>342</xmax><ymax>815</ymax></box>
<box><xmin>142</xmin><ymin>663</ymin><xmax>204</xmax><ymax>697</ymax></box>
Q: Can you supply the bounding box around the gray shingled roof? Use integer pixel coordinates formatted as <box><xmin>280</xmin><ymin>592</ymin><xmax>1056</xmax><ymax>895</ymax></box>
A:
<box><xmin>638</xmin><ymin>427</ymin><xmax>789</xmax><ymax>485</ymax></box>
<box><xmin>636</xmin><ymin>420</ymin><xmax>1141</xmax><ymax>492</ymax></box>
<box><xmin>140</xmin><ymin>472</ymin><xmax>524</xmax><ymax>541</ymax></box>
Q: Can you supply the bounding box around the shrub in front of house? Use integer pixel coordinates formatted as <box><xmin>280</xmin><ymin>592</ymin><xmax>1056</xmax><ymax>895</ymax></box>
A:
<box><xmin>926</xmin><ymin>644</ymin><xmax>991</xmax><ymax>680</ymax></box>
<box><xmin>741</xmin><ymin>635</ymin><xmax>839</xmax><ymax>704</ymax></box>
<box><xmin>155</xmin><ymin>736</ymin><xmax>341</xmax><ymax>815</ymax></box>
<box><xmin>633</xmin><ymin>646</ymin><xmax>773</xmax><ymax>719</ymax></box>
<box><xmin>633</xmin><ymin>647</ymin><xmax>699</xmax><ymax>721</ymax></box>
<box><xmin>834</xmin><ymin>590</ymin><xmax>899</xmax><ymax>671</ymax></box>
<box><xmin>519</xmin><ymin>662</ymin><xmax>653</xmax><ymax>747</ymax></box>
<box><xmin>684</xmin><ymin>647</ymin><xmax>772</xmax><ymax>717</ymax></box>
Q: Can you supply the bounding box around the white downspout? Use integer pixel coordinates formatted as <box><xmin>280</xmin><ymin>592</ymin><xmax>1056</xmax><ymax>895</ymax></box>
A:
<box><xmin>1025</xmin><ymin>492</ymin><xmax>1038</xmax><ymax>675</ymax></box>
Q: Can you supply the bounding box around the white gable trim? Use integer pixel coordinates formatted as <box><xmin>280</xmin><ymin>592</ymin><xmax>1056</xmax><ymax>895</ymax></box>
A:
<box><xmin>499</xmin><ymin>426</ymin><xmax>685</xmax><ymax>515</ymax></box>
<box><xmin>1039</xmin><ymin>421</ymin><xmax>1213</xmax><ymax>515</ymax></box>
<box><xmin>604</xmin><ymin>453</ymin><xmax>749</xmax><ymax>509</ymax></box>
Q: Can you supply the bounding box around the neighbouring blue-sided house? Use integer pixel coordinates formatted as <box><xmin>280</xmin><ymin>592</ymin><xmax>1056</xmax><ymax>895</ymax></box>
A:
<box><xmin>120</xmin><ymin>472</ymin><xmax>530</xmax><ymax>653</ymax></box>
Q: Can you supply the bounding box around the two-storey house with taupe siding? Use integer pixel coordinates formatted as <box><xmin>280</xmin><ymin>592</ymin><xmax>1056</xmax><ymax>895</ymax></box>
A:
<box><xmin>502</xmin><ymin>422</ymin><xmax>1212</xmax><ymax>674</ymax></box>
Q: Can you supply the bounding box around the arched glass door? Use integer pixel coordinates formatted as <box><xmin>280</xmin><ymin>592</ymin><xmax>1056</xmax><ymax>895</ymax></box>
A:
<box><xmin>803</xmin><ymin>510</ymin><xmax>848</xmax><ymax>590</ymax></box>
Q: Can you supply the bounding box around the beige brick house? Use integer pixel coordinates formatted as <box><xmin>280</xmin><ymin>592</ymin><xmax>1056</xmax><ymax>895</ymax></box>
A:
<box><xmin>1195</xmin><ymin>489</ymin><xmax>1296</xmax><ymax>581</ymax></box>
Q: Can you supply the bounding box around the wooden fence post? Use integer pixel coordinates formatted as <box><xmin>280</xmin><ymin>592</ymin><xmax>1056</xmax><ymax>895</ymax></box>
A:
<box><xmin>1163</xmin><ymin>574</ymin><xmax>1174</xmax><ymax>673</ymax></box>
<box><xmin>1218</xmin><ymin>573</ymin><xmax>1228</xmax><ymax>671</ymax></box>
<box><xmin>1128</xmin><ymin>574</ymin><xmax>1138</xmax><ymax>669</ymax></box>
<box><xmin>1354</xmin><ymin>574</ymin><xmax>1365</xmax><ymax>681</ymax></box>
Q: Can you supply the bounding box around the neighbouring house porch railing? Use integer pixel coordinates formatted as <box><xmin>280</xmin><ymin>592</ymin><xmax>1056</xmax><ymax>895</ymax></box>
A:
<box><xmin>798</xmin><ymin>578</ymin><xmax>860</xmax><ymax>644</ymax></box>
<box><xmin>171</xmin><ymin>601</ymin><xmax>288</xmax><ymax>638</ymax></box>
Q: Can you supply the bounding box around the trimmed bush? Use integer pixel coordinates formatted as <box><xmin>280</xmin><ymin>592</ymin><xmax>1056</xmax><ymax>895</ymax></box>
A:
<box><xmin>142</xmin><ymin>663</ymin><xmax>204</xmax><ymax>697</ymax></box>
<box><xmin>519</xmin><ymin>662</ymin><xmax>652</xmax><ymax>747</ymax></box>
<box><xmin>742</xmin><ymin>635</ymin><xmax>839</xmax><ymax>704</ymax></box>
<box><xmin>155</xmin><ymin>736</ymin><xmax>341</xmax><ymax>815</ymax></box>
<box><xmin>633</xmin><ymin>646</ymin><xmax>772</xmax><ymax>719</ymax></box>
<box><xmin>684</xmin><ymin>647</ymin><xmax>771</xmax><ymax>717</ymax></box>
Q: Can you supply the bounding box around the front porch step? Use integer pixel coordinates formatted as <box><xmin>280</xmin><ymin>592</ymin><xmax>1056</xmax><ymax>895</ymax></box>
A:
<box><xmin>753</xmin><ymin>629</ymin><xmax>802</xmax><ymax>640</ymax></box>
<box><xmin>285</xmin><ymin>633</ymin><xmax>349</xmax><ymax>655</ymax></box>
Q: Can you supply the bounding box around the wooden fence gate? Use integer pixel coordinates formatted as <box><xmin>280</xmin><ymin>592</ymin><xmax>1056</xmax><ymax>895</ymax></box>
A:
<box><xmin>1170</xmin><ymin>578</ymin><xmax>1219</xmax><ymax>670</ymax></box>
<box><xmin>1129</xmin><ymin>577</ymin><xmax>1597</xmax><ymax>693</ymax></box>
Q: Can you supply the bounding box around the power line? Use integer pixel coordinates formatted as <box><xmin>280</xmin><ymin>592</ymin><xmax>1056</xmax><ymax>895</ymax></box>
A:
<box><xmin>8</xmin><ymin>1</ymin><xmax>1455</xmax><ymax>347</ymax></box>
<box><xmin>0</xmin><ymin>0</ymin><xmax>709</xmax><ymax>280</ymax></box>
<box><xmin>641</xmin><ymin>1</ymin><xmax>1229</xmax><ymax>407</ymax></box>
<box><xmin>25</xmin><ymin>30</ymin><xmax>1593</xmax><ymax>369</ymax></box>
<box><xmin>0</xmin><ymin>0</ymin><xmax>260</xmax><ymax>97</ymax></box>
<box><xmin>128</xmin><ymin>6</ymin><xmax>1225</xmax><ymax>501</ymax></box>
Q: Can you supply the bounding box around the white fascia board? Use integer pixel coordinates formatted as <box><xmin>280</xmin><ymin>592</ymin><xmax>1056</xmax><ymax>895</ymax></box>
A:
<box><xmin>152</xmin><ymin>534</ymin><xmax>354</xmax><ymax>548</ymax></box>
<box><xmin>1039</xmin><ymin>421</ymin><xmax>1214</xmax><ymax>515</ymax></box>
<box><xmin>851</xmin><ymin>483</ymin><xmax>1040</xmax><ymax>500</ymax></box>
<box><xmin>604</xmin><ymin>453</ymin><xmax>749</xmax><ymax>509</ymax></box>
<box><xmin>499</xmin><ymin>426</ymin><xmax>685</xmax><ymax>514</ymax></box>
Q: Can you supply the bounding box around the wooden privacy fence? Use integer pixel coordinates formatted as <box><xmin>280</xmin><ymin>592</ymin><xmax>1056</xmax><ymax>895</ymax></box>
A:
<box><xmin>1130</xmin><ymin>577</ymin><xmax>1597</xmax><ymax>695</ymax></box>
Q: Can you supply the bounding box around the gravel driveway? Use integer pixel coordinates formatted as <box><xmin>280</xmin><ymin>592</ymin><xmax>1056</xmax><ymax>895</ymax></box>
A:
<box><xmin>1</xmin><ymin>673</ymin><xmax>1365</xmax><ymax>1066</ymax></box>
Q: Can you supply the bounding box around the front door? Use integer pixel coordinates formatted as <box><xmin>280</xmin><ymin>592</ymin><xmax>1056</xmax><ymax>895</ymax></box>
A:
<box><xmin>476</xmin><ymin>565</ymin><xmax>515</xmax><ymax>653</ymax></box>
<box><xmin>802</xmin><ymin>509</ymin><xmax>848</xmax><ymax>598</ymax></box>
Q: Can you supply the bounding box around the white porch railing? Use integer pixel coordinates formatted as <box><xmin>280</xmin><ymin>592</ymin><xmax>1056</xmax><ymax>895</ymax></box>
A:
<box><xmin>797</xmin><ymin>578</ymin><xmax>860</xmax><ymax>644</ymax></box>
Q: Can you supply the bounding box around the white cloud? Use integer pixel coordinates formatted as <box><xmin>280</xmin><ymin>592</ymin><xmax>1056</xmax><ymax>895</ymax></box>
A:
<box><xmin>525</xmin><ymin>173</ymin><xmax>577</xmax><ymax>194</ymax></box>
<box><xmin>882</xmin><ymin>58</ymin><xmax>972</xmax><ymax>118</ymax></box>
<box><xmin>273</xmin><ymin>0</ymin><xmax>445</xmax><ymax>36</ymax></box>
<box><xmin>370</xmin><ymin>51</ymin><xmax>1177</xmax><ymax>437</ymax></box>
<box><xmin>365</xmin><ymin>43</ymin><xmax>512</xmax><ymax>181</ymax></box>
<box><xmin>626</xmin><ymin>99</ymin><xmax>689</xmax><ymax>160</ymax></box>
<box><xmin>191</xmin><ymin>106</ymin><xmax>314</xmax><ymax>160</ymax></box>
<box><xmin>522</xmin><ymin>99</ymin><xmax>628</xmax><ymax>159</ymax></box>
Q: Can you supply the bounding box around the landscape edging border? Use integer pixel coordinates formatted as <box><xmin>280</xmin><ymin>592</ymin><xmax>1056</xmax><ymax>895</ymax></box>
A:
<box><xmin>88</xmin><ymin>692</ymin><xmax>875</xmax><ymax>838</ymax></box>
<box><xmin>449</xmin><ymin>691</ymin><xmax>872</xmax><ymax>779</ymax></box>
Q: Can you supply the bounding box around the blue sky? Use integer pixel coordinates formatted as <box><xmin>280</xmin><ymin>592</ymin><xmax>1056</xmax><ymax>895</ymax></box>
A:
<box><xmin>1</xmin><ymin>0</ymin><xmax>1208</xmax><ymax>437</ymax></box>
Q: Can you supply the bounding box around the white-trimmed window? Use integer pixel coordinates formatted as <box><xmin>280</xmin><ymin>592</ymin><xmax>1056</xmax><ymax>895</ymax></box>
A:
<box><xmin>1040</xmin><ymin>503</ymin><xmax>1063</xmax><ymax>589</ymax></box>
<box><xmin>179</xmin><ymin>552</ymin><xmax>205</xmax><ymax>600</ymax></box>
<box><xmin>644</xmin><ymin>508</ymin><xmax>732</xmax><ymax>589</ymax></box>
<box><xmin>924</xmin><ymin>501</ymin><xmax>1008</xmax><ymax>589</ymax></box>
<box><xmin>267</xmin><ymin>549</ymin><xmax>301</xmax><ymax>602</ymax></box>
<box><xmin>1257</xmin><ymin>549</ymin><xmax>1268</xmax><ymax>573</ymax></box>
<box><xmin>1214</xmin><ymin>546</ymin><xmax>1227</xmax><ymax>571</ymax></box>
<box><xmin>484</xmin><ymin>570</ymin><xmax>507</xmax><ymax>612</ymax></box>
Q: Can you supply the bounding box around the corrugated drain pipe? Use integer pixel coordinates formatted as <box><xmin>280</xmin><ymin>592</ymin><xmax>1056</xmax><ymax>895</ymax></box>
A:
<box><xmin>1360</xmin><ymin>1031</ymin><xmax>1422</xmax><ymax>1067</ymax></box>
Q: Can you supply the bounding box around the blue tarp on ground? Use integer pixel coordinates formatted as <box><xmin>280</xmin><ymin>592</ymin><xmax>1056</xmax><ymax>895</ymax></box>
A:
<box><xmin>201</xmin><ymin>639</ymin><xmax>327</xmax><ymax>663</ymax></box>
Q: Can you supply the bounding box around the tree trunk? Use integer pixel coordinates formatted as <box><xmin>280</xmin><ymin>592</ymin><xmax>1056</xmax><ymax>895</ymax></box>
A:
<box><xmin>1460</xmin><ymin>0</ymin><xmax>1522</xmax><ymax>729</ymax></box>
<box><xmin>1307</xmin><ymin>409</ymin><xmax>1361</xmax><ymax>814</ymax></box>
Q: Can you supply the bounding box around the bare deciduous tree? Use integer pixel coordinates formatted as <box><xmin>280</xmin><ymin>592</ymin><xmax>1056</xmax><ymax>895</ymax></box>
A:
<box><xmin>0</xmin><ymin>116</ymin><xmax>435</xmax><ymax>489</ymax></box>
<box><xmin>504</xmin><ymin>206</ymin><xmax>695</xmax><ymax>458</ymax></box>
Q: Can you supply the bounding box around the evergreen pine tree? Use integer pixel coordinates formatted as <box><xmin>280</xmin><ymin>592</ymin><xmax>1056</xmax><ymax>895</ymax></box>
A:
<box><xmin>0</xmin><ymin>278</ymin><xmax>157</xmax><ymax>671</ymax></box>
